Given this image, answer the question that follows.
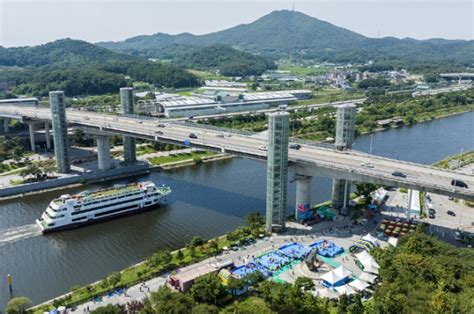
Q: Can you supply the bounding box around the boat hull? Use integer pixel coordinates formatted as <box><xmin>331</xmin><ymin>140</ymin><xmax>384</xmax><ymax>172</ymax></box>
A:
<box><xmin>37</xmin><ymin>200</ymin><xmax>168</xmax><ymax>234</ymax></box>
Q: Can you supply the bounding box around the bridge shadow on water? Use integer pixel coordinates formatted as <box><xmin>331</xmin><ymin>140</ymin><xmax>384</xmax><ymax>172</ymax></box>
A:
<box><xmin>163</xmin><ymin>176</ymin><xmax>267</xmax><ymax>219</ymax></box>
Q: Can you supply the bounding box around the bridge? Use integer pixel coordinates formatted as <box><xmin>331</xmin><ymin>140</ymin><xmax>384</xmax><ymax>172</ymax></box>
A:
<box><xmin>0</xmin><ymin>89</ymin><xmax>472</xmax><ymax>232</ymax></box>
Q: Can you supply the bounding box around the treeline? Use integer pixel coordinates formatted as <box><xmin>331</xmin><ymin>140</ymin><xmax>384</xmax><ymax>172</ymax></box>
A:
<box><xmin>173</xmin><ymin>45</ymin><xmax>277</xmax><ymax>76</ymax></box>
<box><xmin>372</xmin><ymin>229</ymin><xmax>474</xmax><ymax>313</ymax></box>
<box><xmin>131</xmin><ymin>44</ymin><xmax>277</xmax><ymax>77</ymax></box>
<box><xmin>0</xmin><ymin>39</ymin><xmax>200</xmax><ymax>97</ymax></box>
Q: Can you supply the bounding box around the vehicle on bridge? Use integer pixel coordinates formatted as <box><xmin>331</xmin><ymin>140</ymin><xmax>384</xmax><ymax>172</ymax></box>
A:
<box><xmin>189</xmin><ymin>133</ymin><xmax>198</xmax><ymax>139</ymax></box>
<box><xmin>289</xmin><ymin>143</ymin><xmax>301</xmax><ymax>150</ymax></box>
<box><xmin>392</xmin><ymin>171</ymin><xmax>407</xmax><ymax>178</ymax></box>
<box><xmin>452</xmin><ymin>179</ymin><xmax>469</xmax><ymax>188</ymax></box>
<box><xmin>36</xmin><ymin>181</ymin><xmax>171</xmax><ymax>233</ymax></box>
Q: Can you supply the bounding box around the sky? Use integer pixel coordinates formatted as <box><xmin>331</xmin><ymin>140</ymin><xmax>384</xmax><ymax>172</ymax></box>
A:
<box><xmin>1</xmin><ymin>0</ymin><xmax>473</xmax><ymax>47</ymax></box>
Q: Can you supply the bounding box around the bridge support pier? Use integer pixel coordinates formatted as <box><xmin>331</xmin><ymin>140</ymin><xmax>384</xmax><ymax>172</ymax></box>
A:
<box><xmin>96</xmin><ymin>135</ymin><xmax>111</xmax><ymax>170</ymax></box>
<box><xmin>28</xmin><ymin>123</ymin><xmax>36</xmax><ymax>152</ymax></box>
<box><xmin>265</xmin><ymin>111</ymin><xmax>290</xmax><ymax>234</ymax></box>
<box><xmin>3</xmin><ymin>118</ymin><xmax>9</xmax><ymax>134</ymax></box>
<box><xmin>45</xmin><ymin>123</ymin><xmax>51</xmax><ymax>150</ymax></box>
<box><xmin>332</xmin><ymin>179</ymin><xmax>351</xmax><ymax>214</ymax></box>
<box><xmin>295</xmin><ymin>175</ymin><xmax>312</xmax><ymax>221</ymax></box>
<box><xmin>50</xmin><ymin>91</ymin><xmax>70</xmax><ymax>173</ymax></box>
<box><xmin>120</xmin><ymin>87</ymin><xmax>136</xmax><ymax>163</ymax></box>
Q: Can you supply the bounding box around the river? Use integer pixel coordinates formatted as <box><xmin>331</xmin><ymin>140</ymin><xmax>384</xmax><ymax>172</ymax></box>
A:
<box><xmin>0</xmin><ymin>111</ymin><xmax>473</xmax><ymax>307</ymax></box>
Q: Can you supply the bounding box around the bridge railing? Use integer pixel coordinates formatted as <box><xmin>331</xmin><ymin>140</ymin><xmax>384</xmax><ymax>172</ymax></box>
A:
<box><xmin>294</xmin><ymin>156</ymin><xmax>473</xmax><ymax>197</ymax></box>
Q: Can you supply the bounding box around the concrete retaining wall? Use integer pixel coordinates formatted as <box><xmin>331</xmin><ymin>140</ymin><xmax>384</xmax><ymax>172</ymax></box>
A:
<box><xmin>0</xmin><ymin>164</ymin><xmax>151</xmax><ymax>199</ymax></box>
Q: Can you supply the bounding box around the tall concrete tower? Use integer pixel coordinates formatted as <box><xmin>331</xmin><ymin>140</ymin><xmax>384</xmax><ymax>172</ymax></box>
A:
<box><xmin>332</xmin><ymin>104</ymin><xmax>356</xmax><ymax>213</ymax></box>
<box><xmin>49</xmin><ymin>91</ymin><xmax>70</xmax><ymax>173</ymax></box>
<box><xmin>335</xmin><ymin>104</ymin><xmax>356</xmax><ymax>151</ymax></box>
<box><xmin>120</xmin><ymin>87</ymin><xmax>136</xmax><ymax>163</ymax></box>
<box><xmin>265</xmin><ymin>111</ymin><xmax>290</xmax><ymax>233</ymax></box>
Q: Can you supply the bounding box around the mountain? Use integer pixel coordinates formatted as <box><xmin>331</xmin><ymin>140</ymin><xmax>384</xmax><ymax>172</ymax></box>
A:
<box><xmin>98</xmin><ymin>10</ymin><xmax>366</xmax><ymax>53</ymax></box>
<box><xmin>0</xmin><ymin>39</ymin><xmax>200</xmax><ymax>97</ymax></box>
<box><xmin>98</xmin><ymin>10</ymin><xmax>474</xmax><ymax>66</ymax></box>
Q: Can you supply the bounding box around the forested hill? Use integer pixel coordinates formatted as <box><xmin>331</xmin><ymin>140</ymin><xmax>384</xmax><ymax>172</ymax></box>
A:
<box><xmin>133</xmin><ymin>45</ymin><xmax>277</xmax><ymax>76</ymax></box>
<box><xmin>0</xmin><ymin>39</ymin><xmax>200</xmax><ymax>97</ymax></box>
<box><xmin>98</xmin><ymin>10</ymin><xmax>474</xmax><ymax>67</ymax></box>
<box><xmin>0</xmin><ymin>38</ymin><xmax>135</xmax><ymax>67</ymax></box>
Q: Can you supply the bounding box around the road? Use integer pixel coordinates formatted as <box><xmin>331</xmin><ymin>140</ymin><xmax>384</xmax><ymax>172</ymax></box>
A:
<box><xmin>0</xmin><ymin>105</ymin><xmax>473</xmax><ymax>200</ymax></box>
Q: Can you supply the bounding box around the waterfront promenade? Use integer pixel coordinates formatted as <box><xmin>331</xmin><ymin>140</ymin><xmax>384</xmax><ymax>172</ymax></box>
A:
<box><xmin>66</xmin><ymin>216</ymin><xmax>380</xmax><ymax>312</ymax></box>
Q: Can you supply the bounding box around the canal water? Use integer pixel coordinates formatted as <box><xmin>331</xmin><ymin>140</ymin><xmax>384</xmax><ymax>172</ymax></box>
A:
<box><xmin>0</xmin><ymin>111</ymin><xmax>473</xmax><ymax>306</ymax></box>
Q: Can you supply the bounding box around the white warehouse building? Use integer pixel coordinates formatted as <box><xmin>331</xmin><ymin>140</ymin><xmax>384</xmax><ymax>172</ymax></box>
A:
<box><xmin>137</xmin><ymin>90</ymin><xmax>311</xmax><ymax>118</ymax></box>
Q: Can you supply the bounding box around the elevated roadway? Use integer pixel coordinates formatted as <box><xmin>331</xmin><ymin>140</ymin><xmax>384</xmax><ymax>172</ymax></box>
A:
<box><xmin>1</xmin><ymin>105</ymin><xmax>473</xmax><ymax>200</ymax></box>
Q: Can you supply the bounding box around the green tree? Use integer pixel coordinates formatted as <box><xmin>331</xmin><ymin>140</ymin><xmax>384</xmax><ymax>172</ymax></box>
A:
<box><xmin>294</xmin><ymin>276</ymin><xmax>315</xmax><ymax>291</ymax></box>
<box><xmin>354</xmin><ymin>182</ymin><xmax>378</xmax><ymax>204</ymax></box>
<box><xmin>191</xmin><ymin>303</ymin><xmax>219</xmax><ymax>314</ymax></box>
<box><xmin>242</xmin><ymin>270</ymin><xmax>265</xmax><ymax>286</ymax></box>
<box><xmin>148</xmin><ymin>286</ymin><xmax>194</xmax><ymax>313</ymax></box>
<box><xmin>208</xmin><ymin>240</ymin><xmax>219</xmax><ymax>253</ymax></box>
<box><xmin>190</xmin><ymin>236</ymin><xmax>206</xmax><ymax>248</ymax></box>
<box><xmin>91</xmin><ymin>304</ymin><xmax>121</xmax><ymax>314</ymax></box>
<box><xmin>338</xmin><ymin>294</ymin><xmax>349</xmax><ymax>314</ymax></box>
<box><xmin>5</xmin><ymin>297</ymin><xmax>32</xmax><ymax>314</ymax></box>
<box><xmin>176</xmin><ymin>249</ymin><xmax>184</xmax><ymax>261</ymax></box>
<box><xmin>190</xmin><ymin>273</ymin><xmax>226</xmax><ymax>305</ymax></box>
<box><xmin>245</xmin><ymin>211</ymin><xmax>265</xmax><ymax>229</ymax></box>
<box><xmin>221</xmin><ymin>297</ymin><xmax>273</xmax><ymax>314</ymax></box>
<box><xmin>348</xmin><ymin>293</ymin><xmax>364</xmax><ymax>314</ymax></box>
<box><xmin>147</xmin><ymin>249</ymin><xmax>172</xmax><ymax>269</ymax></box>
<box><xmin>107</xmin><ymin>272</ymin><xmax>121</xmax><ymax>288</ymax></box>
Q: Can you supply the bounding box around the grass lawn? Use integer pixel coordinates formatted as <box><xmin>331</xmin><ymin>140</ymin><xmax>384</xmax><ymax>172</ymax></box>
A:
<box><xmin>136</xmin><ymin>145</ymin><xmax>159</xmax><ymax>156</ymax></box>
<box><xmin>148</xmin><ymin>151</ymin><xmax>216</xmax><ymax>165</ymax></box>
<box><xmin>187</xmin><ymin>69</ymin><xmax>230</xmax><ymax>80</ymax></box>
<box><xmin>278</xmin><ymin>65</ymin><xmax>328</xmax><ymax>76</ymax></box>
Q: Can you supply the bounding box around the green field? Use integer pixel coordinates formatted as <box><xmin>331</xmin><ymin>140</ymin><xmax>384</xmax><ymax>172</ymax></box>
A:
<box><xmin>278</xmin><ymin>65</ymin><xmax>328</xmax><ymax>76</ymax></box>
<box><xmin>187</xmin><ymin>69</ymin><xmax>230</xmax><ymax>80</ymax></box>
<box><xmin>148</xmin><ymin>151</ymin><xmax>216</xmax><ymax>166</ymax></box>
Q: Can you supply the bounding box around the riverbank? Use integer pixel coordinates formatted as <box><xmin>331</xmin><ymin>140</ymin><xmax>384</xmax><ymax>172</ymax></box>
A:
<box><xmin>359</xmin><ymin>106</ymin><xmax>474</xmax><ymax>136</ymax></box>
<box><xmin>0</xmin><ymin>150</ymin><xmax>232</xmax><ymax>201</ymax></box>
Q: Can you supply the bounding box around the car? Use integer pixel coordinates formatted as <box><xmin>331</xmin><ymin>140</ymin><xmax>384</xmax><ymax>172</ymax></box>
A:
<box><xmin>155</xmin><ymin>131</ymin><xmax>163</xmax><ymax>135</ymax></box>
<box><xmin>258</xmin><ymin>145</ymin><xmax>268</xmax><ymax>151</ymax></box>
<box><xmin>189</xmin><ymin>133</ymin><xmax>197</xmax><ymax>139</ymax></box>
<box><xmin>447</xmin><ymin>210</ymin><xmax>456</xmax><ymax>216</ymax></box>
<box><xmin>230</xmin><ymin>245</ymin><xmax>239</xmax><ymax>251</ymax></box>
<box><xmin>216</xmin><ymin>134</ymin><xmax>225</xmax><ymax>138</ymax></box>
<box><xmin>451</xmin><ymin>179</ymin><xmax>468</xmax><ymax>188</ymax></box>
<box><xmin>448</xmin><ymin>196</ymin><xmax>454</xmax><ymax>200</ymax></box>
<box><xmin>361</xmin><ymin>162</ymin><xmax>374</xmax><ymax>168</ymax></box>
<box><xmin>429</xmin><ymin>208</ymin><xmax>436</xmax><ymax>215</ymax></box>
<box><xmin>135</xmin><ymin>120</ymin><xmax>143</xmax><ymax>124</ymax></box>
<box><xmin>289</xmin><ymin>143</ymin><xmax>301</xmax><ymax>150</ymax></box>
<box><xmin>84</xmin><ymin>116</ymin><xmax>90</xmax><ymax>120</ymax></box>
<box><xmin>454</xmin><ymin>231</ymin><xmax>462</xmax><ymax>241</ymax></box>
<box><xmin>429</xmin><ymin>213</ymin><xmax>435</xmax><ymax>219</ymax></box>
<box><xmin>156</xmin><ymin>123</ymin><xmax>165</xmax><ymax>128</ymax></box>
<box><xmin>392</xmin><ymin>171</ymin><xmax>407</xmax><ymax>178</ymax></box>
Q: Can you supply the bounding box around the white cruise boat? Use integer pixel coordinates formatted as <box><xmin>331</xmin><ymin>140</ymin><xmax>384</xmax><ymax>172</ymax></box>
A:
<box><xmin>36</xmin><ymin>181</ymin><xmax>171</xmax><ymax>233</ymax></box>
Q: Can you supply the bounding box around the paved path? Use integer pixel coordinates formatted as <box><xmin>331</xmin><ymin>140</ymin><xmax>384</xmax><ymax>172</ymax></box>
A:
<box><xmin>69</xmin><ymin>217</ymin><xmax>380</xmax><ymax>312</ymax></box>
